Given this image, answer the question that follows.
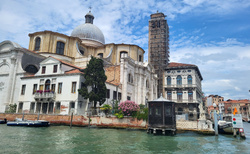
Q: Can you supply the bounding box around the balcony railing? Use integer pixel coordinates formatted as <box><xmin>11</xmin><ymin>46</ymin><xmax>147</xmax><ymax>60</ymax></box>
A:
<box><xmin>170</xmin><ymin>99</ymin><xmax>200</xmax><ymax>103</ymax></box>
<box><xmin>164</xmin><ymin>84</ymin><xmax>197</xmax><ymax>88</ymax></box>
<box><xmin>34</xmin><ymin>90</ymin><xmax>56</xmax><ymax>102</ymax></box>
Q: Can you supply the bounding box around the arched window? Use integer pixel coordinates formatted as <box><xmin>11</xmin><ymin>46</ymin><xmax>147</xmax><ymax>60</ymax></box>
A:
<box><xmin>24</xmin><ymin>65</ymin><xmax>38</xmax><ymax>74</ymax></box>
<box><xmin>177</xmin><ymin>75</ymin><xmax>182</xmax><ymax>85</ymax></box>
<box><xmin>56</xmin><ymin>41</ymin><xmax>65</xmax><ymax>55</ymax></box>
<box><xmin>188</xmin><ymin>75</ymin><xmax>192</xmax><ymax>85</ymax></box>
<box><xmin>188</xmin><ymin>90</ymin><xmax>193</xmax><ymax>101</ymax></box>
<box><xmin>139</xmin><ymin>55</ymin><xmax>142</xmax><ymax>62</ymax></box>
<box><xmin>34</xmin><ymin>37</ymin><xmax>41</xmax><ymax>50</ymax></box>
<box><xmin>177</xmin><ymin>90</ymin><xmax>182</xmax><ymax>102</ymax></box>
<box><xmin>146</xmin><ymin>80</ymin><xmax>149</xmax><ymax>88</ymax></box>
<box><xmin>120</xmin><ymin>51</ymin><xmax>128</xmax><ymax>60</ymax></box>
<box><xmin>128</xmin><ymin>73</ymin><xmax>133</xmax><ymax>83</ymax></box>
<box><xmin>45</xmin><ymin>79</ymin><xmax>51</xmax><ymax>91</ymax></box>
<box><xmin>167</xmin><ymin>76</ymin><xmax>171</xmax><ymax>85</ymax></box>
<box><xmin>167</xmin><ymin>91</ymin><xmax>172</xmax><ymax>100</ymax></box>
<box><xmin>98</xmin><ymin>53</ymin><xmax>103</xmax><ymax>58</ymax></box>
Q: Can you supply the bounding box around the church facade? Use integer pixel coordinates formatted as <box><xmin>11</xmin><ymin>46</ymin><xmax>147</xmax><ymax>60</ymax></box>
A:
<box><xmin>0</xmin><ymin>11</ymin><xmax>158</xmax><ymax>115</ymax></box>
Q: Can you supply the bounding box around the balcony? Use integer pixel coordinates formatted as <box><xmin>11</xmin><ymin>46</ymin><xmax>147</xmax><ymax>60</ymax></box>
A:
<box><xmin>164</xmin><ymin>84</ymin><xmax>197</xmax><ymax>88</ymax></box>
<box><xmin>34</xmin><ymin>90</ymin><xmax>56</xmax><ymax>102</ymax></box>
<box><xmin>171</xmin><ymin>99</ymin><xmax>200</xmax><ymax>103</ymax></box>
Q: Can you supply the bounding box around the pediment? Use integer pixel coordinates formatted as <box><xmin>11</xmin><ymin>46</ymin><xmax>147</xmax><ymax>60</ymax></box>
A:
<box><xmin>0</xmin><ymin>40</ymin><xmax>22</xmax><ymax>52</ymax></box>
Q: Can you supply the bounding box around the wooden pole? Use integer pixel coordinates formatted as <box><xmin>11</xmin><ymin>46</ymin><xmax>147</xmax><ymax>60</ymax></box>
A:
<box><xmin>213</xmin><ymin>110</ymin><xmax>218</xmax><ymax>135</ymax></box>
<box><xmin>233</xmin><ymin>128</ymin><xmax>237</xmax><ymax>137</ymax></box>
<box><xmin>22</xmin><ymin>112</ymin><xmax>24</xmax><ymax>121</ymax></box>
<box><xmin>70</xmin><ymin>112</ymin><xmax>73</xmax><ymax>129</ymax></box>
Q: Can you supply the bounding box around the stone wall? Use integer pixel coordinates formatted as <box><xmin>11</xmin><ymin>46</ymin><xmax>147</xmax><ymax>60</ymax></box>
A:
<box><xmin>0</xmin><ymin>113</ymin><xmax>147</xmax><ymax>129</ymax></box>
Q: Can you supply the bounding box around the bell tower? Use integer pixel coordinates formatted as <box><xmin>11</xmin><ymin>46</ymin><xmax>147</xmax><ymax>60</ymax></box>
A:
<box><xmin>148</xmin><ymin>12</ymin><xmax>169</xmax><ymax>97</ymax></box>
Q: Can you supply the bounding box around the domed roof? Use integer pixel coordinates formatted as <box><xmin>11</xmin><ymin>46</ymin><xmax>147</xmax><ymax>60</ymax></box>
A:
<box><xmin>71</xmin><ymin>23</ymin><xmax>105</xmax><ymax>44</ymax></box>
<box><xmin>71</xmin><ymin>11</ymin><xmax>105</xmax><ymax>45</ymax></box>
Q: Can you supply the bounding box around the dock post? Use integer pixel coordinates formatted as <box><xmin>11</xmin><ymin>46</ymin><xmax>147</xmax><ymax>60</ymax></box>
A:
<box><xmin>233</xmin><ymin>128</ymin><xmax>237</xmax><ymax>137</ymax></box>
<box><xmin>70</xmin><ymin>112</ymin><xmax>73</xmax><ymax>129</ymax></box>
<box><xmin>213</xmin><ymin>110</ymin><xmax>218</xmax><ymax>135</ymax></box>
<box><xmin>22</xmin><ymin>113</ymin><xmax>24</xmax><ymax>121</ymax></box>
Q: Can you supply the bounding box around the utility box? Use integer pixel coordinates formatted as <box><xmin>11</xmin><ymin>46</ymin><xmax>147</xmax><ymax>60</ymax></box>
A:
<box><xmin>147</xmin><ymin>95</ymin><xmax>176</xmax><ymax>135</ymax></box>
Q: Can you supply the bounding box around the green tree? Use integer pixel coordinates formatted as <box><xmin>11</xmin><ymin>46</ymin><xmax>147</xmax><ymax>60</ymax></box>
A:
<box><xmin>78</xmin><ymin>56</ymin><xmax>107</xmax><ymax>111</ymax></box>
<box><xmin>5</xmin><ymin>104</ymin><xmax>17</xmax><ymax>113</ymax></box>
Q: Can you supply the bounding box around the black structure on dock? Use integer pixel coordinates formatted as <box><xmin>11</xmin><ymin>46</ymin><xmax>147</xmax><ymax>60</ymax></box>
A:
<box><xmin>147</xmin><ymin>95</ymin><xmax>176</xmax><ymax>135</ymax></box>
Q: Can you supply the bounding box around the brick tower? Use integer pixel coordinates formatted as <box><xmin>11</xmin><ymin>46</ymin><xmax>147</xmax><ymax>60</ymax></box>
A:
<box><xmin>148</xmin><ymin>12</ymin><xmax>169</xmax><ymax>97</ymax></box>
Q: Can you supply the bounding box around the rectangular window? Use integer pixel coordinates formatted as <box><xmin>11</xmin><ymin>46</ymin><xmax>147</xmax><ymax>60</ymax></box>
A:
<box><xmin>42</xmin><ymin>66</ymin><xmax>46</xmax><ymax>74</ymax></box>
<box><xmin>118</xmin><ymin>92</ymin><xmax>121</xmax><ymax>100</ymax></box>
<box><xmin>58</xmin><ymin>83</ymin><xmax>62</xmax><ymax>94</ymax></box>
<box><xmin>51</xmin><ymin>84</ymin><xmax>56</xmax><ymax>92</ymax></box>
<box><xmin>21</xmin><ymin>85</ymin><xmax>26</xmax><ymax>95</ymax></box>
<box><xmin>33</xmin><ymin>84</ymin><xmax>37</xmax><ymax>94</ymax></box>
<box><xmin>39</xmin><ymin>85</ymin><xmax>44</xmax><ymax>90</ymax></box>
<box><xmin>53</xmin><ymin>65</ymin><xmax>58</xmax><ymax>73</ymax></box>
<box><xmin>127</xmin><ymin>96</ymin><xmax>131</xmax><ymax>100</ymax></box>
<box><xmin>106</xmin><ymin>89</ymin><xmax>110</xmax><ymax>99</ymax></box>
<box><xmin>113</xmin><ymin>91</ymin><xmax>117</xmax><ymax>100</ymax></box>
<box><xmin>71</xmin><ymin>82</ymin><xmax>77</xmax><ymax>93</ymax></box>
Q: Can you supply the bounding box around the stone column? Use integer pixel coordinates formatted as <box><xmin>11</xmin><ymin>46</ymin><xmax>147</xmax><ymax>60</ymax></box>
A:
<box><xmin>122</xmin><ymin>57</ymin><xmax>128</xmax><ymax>102</ymax></box>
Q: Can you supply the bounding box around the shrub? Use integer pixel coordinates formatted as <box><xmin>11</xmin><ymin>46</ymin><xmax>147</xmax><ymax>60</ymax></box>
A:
<box><xmin>118</xmin><ymin>100</ymin><xmax>140</xmax><ymax>116</ymax></box>
<box><xmin>114</xmin><ymin>111</ymin><xmax>124</xmax><ymax>119</ymax></box>
<box><xmin>135</xmin><ymin>108</ymin><xmax>148</xmax><ymax>121</ymax></box>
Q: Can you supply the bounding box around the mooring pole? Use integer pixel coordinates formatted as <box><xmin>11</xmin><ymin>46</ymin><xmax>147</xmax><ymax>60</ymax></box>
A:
<box><xmin>214</xmin><ymin>110</ymin><xmax>218</xmax><ymax>135</ymax></box>
<box><xmin>70</xmin><ymin>112</ymin><xmax>73</xmax><ymax>129</ymax></box>
<box><xmin>22</xmin><ymin>112</ymin><xmax>24</xmax><ymax>121</ymax></box>
<box><xmin>37</xmin><ymin>112</ymin><xmax>40</xmax><ymax>120</ymax></box>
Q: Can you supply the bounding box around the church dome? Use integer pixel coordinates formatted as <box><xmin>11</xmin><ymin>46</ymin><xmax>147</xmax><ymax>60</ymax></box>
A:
<box><xmin>71</xmin><ymin>11</ymin><xmax>105</xmax><ymax>45</ymax></box>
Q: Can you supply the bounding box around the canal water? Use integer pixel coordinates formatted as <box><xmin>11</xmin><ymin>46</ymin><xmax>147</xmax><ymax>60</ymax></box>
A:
<box><xmin>1</xmin><ymin>123</ymin><xmax>250</xmax><ymax>154</ymax></box>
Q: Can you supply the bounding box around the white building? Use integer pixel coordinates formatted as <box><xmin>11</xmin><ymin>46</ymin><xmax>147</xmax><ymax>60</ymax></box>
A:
<box><xmin>18</xmin><ymin>56</ymin><xmax>87</xmax><ymax>115</ymax></box>
<box><xmin>0</xmin><ymin>40</ymin><xmax>44</xmax><ymax>113</ymax></box>
<box><xmin>163</xmin><ymin>62</ymin><xmax>203</xmax><ymax>120</ymax></box>
<box><xmin>0</xmin><ymin>11</ymin><xmax>158</xmax><ymax>114</ymax></box>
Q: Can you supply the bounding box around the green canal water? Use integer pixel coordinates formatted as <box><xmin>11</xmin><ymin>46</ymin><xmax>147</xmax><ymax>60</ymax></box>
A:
<box><xmin>1</xmin><ymin>123</ymin><xmax>250</xmax><ymax>154</ymax></box>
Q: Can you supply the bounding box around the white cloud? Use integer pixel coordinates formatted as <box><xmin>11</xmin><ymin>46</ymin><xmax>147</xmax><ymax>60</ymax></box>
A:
<box><xmin>0</xmin><ymin>0</ymin><xmax>250</xmax><ymax>100</ymax></box>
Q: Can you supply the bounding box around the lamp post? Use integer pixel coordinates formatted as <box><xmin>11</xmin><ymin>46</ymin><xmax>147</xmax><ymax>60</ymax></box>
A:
<box><xmin>213</xmin><ymin>103</ymin><xmax>218</xmax><ymax>135</ymax></box>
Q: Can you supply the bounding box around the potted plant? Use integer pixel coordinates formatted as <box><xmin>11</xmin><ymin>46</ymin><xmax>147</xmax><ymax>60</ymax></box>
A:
<box><xmin>100</xmin><ymin>104</ymin><xmax>112</xmax><ymax>116</ymax></box>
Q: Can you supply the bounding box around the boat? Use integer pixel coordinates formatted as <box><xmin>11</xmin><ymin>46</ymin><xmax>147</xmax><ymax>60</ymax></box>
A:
<box><xmin>218</xmin><ymin>120</ymin><xmax>233</xmax><ymax>134</ymax></box>
<box><xmin>218</xmin><ymin>115</ymin><xmax>233</xmax><ymax>134</ymax></box>
<box><xmin>7</xmin><ymin>118</ymin><xmax>50</xmax><ymax>127</ymax></box>
<box><xmin>0</xmin><ymin>119</ymin><xmax>7</xmax><ymax>124</ymax></box>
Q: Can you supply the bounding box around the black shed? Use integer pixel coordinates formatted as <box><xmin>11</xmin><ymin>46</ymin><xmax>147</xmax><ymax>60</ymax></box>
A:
<box><xmin>147</xmin><ymin>95</ymin><xmax>176</xmax><ymax>135</ymax></box>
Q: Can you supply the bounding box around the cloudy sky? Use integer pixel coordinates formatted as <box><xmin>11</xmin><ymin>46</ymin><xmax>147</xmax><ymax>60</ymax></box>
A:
<box><xmin>1</xmin><ymin>0</ymin><xmax>250</xmax><ymax>100</ymax></box>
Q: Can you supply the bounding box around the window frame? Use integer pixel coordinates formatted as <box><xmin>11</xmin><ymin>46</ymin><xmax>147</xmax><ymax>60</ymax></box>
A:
<box><xmin>21</xmin><ymin>84</ymin><xmax>26</xmax><ymax>95</ymax></box>
<box><xmin>34</xmin><ymin>37</ymin><xmax>41</xmax><ymax>51</ymax></box>
<box><xmin>71</xmin><ymin>82</ymin><xmax>77</xmax><ymax>93</ymax></box>
<box><xmin>56</xmin><ymin>41</ymin><xmax>65</xmax><ymax>55</ymax></box>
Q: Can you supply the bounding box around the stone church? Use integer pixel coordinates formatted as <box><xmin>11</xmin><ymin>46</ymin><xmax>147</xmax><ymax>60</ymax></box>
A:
<box><xmin>0</xmin><ymin>11</ymin><xmax>158</xmax><ymax>115</ymax></box>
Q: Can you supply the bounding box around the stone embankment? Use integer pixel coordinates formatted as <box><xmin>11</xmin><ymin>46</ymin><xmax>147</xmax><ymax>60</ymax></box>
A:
<box><xmin>0</xmin><ymin>113</ymin><xmax>214</xmax><ymax>134</ymax></box>
<box><xmin>0</xmin><ymin>113</ymin><xmax>147</xmax><ymax>129</ymax></box>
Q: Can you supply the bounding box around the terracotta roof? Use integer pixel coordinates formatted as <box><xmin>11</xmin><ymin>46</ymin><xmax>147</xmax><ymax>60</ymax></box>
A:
<box><xmin>65</xmin><ymin>69</ymin><xmax>84</xmax><ymax>74</ymax></box>
<box><xmin>167</xmin><ymin>62</ymin><xmax>196</xmax><ymax>68</ymax></box>
<box><xmin>49</xmin><ymin>56</ymin><xmax>84</xmax><ymax>70</ymax></box>
<box><xmin>166</xmin><ymin>62</ymin><xmax>203</xmax><ymax>80</ymax></box>
<box><xmin>105</xmin><ymin>65</ymin><xmax>120</xmax><ymax>86</ymax></box>
<box><xmin>223</xmin><ymin>99</ymin><xmax>250</xmax><ymax>104</ymax></box>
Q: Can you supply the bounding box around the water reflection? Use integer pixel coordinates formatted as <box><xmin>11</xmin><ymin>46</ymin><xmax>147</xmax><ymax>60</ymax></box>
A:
<box><xmin>0</xmin><ymin>124</ymin><xmax>250</xmax><ymax>154</ymax></box>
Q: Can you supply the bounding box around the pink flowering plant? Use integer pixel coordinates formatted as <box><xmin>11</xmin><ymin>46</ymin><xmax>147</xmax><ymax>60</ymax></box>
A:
<box><xmin>118</xmin><ymin>100</ymin><xmax>140</xmax><ymax>116</ymax></box>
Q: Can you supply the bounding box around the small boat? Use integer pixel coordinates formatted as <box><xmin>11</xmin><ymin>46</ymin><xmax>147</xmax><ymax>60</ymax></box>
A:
<box><xmin>0</xmin><ymin>119</ymin><xmax>7</xmax><ymax>124</ymax></box>
<box><xmin>218</xmin><ymin>120</ymin><xmax>233</xmax><ymax>134</ymax></box>
<box><xmin>7</xmin><ymin>118</ymin><xmax>50</xmax><ymax>127</ymax></box>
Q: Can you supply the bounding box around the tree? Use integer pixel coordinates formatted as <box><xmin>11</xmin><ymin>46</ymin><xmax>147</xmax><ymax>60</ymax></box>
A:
<box><xmin>78</xmin><ymin>56</ymin><xmax>107</xmax><ymax>111</ymax></box>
